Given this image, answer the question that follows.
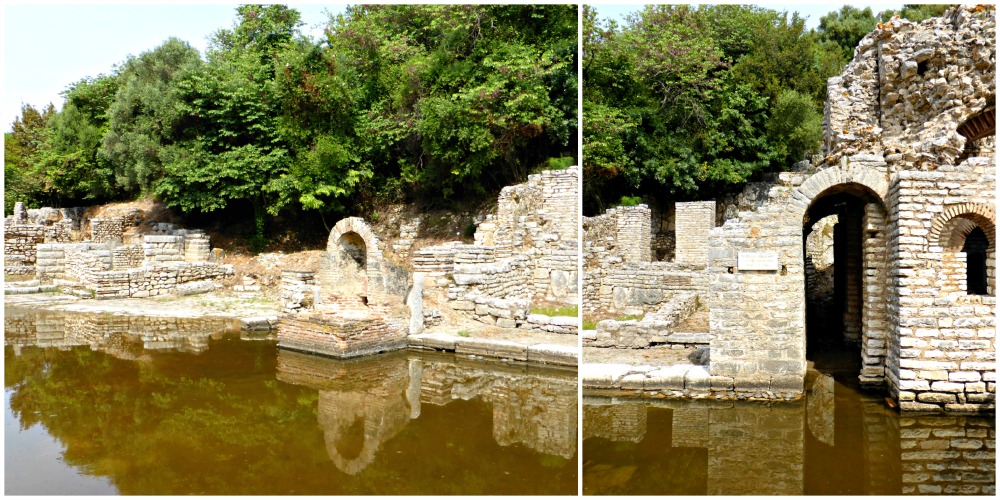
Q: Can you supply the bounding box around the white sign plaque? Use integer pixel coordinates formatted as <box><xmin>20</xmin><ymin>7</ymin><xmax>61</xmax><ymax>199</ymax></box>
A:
<box><xmin>738</xmin><ymin>251</ymin><xmax>779</xmax><ymax>271</ymax></box>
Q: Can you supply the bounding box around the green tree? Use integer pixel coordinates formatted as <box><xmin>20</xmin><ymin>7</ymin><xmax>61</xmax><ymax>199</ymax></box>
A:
<box><xmin>816</xmin><ymin>6</ymin><xmax>879</xmax><ymax>61</ymax></box>
<box><xmin>32</xmin><ymin>102</ymin><xmax>116</xmax><ymax>205</ymax></box>
<box><xmin>100</xmin><ymin>37</ymin><xmax>203</xmax><ymax>194</ymax></box>
<box><xmin>4</xmin><ymin>103</ymin><xmax>55</xmax><ymax>212</ymax></box>
<box><xmin>157</xmin><ymin>5</ymin><xmax>302</xmax><ymax>248</ymax></box>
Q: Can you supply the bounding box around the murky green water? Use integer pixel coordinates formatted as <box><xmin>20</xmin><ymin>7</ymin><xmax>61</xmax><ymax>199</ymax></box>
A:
<box><xmin>583</xmin><ymin>362</ymin><xmax>996</xmax><ymax>495</ymax></box>
<box><xmin>4</xmin><ymin>306</ymin><xmax>577</xmax><ymax>495</ymax></box>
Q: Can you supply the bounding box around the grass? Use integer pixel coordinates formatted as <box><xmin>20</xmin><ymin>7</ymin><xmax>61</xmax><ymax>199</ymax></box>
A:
<box><xmin>617</xmin><ymin>313</ymin><xmax>645</xmax><ymax>322</ymax></box>
<box><xmin>456</xmin><ymin>330</ymin><xmax>471</xmax><ymax>338</ymax></box>
<box><xmin>581</xmin><ymin>312</ymin><xmax>645</xmax><ymax>330</ymax></box>
<box><xmin>530</xmin><ymin>304</ymin><xmax>578</xmax><ymax>317</ymax></box>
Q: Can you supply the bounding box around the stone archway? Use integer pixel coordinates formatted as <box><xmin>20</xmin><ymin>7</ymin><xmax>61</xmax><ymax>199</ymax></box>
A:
<box><xmin>801</xmin><ymin>179</ymin><xmax>889</xmax><ymax>386</ymax></box>
<box><xmin>323</xmin><ymin>217</ymin><xmax>384</xmax><ymax>303</ymax></box>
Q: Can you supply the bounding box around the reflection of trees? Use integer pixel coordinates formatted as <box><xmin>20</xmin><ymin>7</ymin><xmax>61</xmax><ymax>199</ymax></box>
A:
<box><xmin>4</xmin><ymin>341</ymin><xmax>324</xmax><ymax>495</ymax></box>
<box><xmin>5</xmin><ymin>337</ymin><xmax>578</xmax><ymax>495</ymax></box>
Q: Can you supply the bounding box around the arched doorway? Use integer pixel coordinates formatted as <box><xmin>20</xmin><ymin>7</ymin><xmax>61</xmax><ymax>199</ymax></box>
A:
<box><xmin>324</xmin><ymin>217</ymin><xmax>384</xmax><ymax>305</ymax></box>
<box><xmin>802</xmin><ymin>182</ymin><xmax>888</xmax><ymax>385</ymax></box>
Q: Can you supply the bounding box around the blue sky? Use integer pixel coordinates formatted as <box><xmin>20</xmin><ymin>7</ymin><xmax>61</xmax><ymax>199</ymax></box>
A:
<box><xmin>2</xmin><ymin>2</ymin><xmax>344</xmax><ymax>132</ymax></box>
<box><xmin>3</xmin><ymin>2</ymin><xmax>912</xmax><ymax>133</ymax></box>
<box><xmin>589</xmin><ymin>2</ymin><xmax>907</xmax><ymax>28</ymax></box>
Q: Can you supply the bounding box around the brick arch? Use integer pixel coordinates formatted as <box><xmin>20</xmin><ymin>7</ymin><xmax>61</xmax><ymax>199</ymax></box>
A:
<box><xmin>929</xmin><ymin>203</ymin><xmax>996</xmax><ymax>251</ymax></box>
<box><xmin>797</xmin><ymin>163</ymin><xmax>889</xmax><ymax>210</ymax></box>
<box><xmin>327</xmin><ymin>217</ymin><xmax>382</xmax><ymax>258</ymax></box>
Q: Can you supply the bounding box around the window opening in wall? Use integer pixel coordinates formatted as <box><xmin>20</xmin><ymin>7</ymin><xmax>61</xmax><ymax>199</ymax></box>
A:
<box><xmin>963</xmin><ymin>226</ymin><xmax>989</xmax><ymax>295</ymax></box>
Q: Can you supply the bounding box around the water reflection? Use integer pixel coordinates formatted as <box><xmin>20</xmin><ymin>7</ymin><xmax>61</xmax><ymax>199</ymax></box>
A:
<box><xmin>5</xmin><ymin>305</ymin><xmax>249</xmax><ymax>356</ymax></box>
<box><xmin>583</xmin><ymin>369</ymin><xmax>995</xmax><ymax>495</ymax></box>
<box><xmin>276</xmin><ymin>349</ymin><xmax>578</xmax><ymax>476</ymax></box>
<box><xmin>4</xmin><ymin>307</ymin><xmax>577</xmax><ymax>495</ymax></box>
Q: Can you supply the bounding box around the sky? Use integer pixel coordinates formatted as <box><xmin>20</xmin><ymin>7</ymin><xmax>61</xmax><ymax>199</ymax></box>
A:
<box><xmin>2</xmin><ymin>1</ymin><xmax>345</xmax><ymax>132</ymax></box>
<box><xmin>3</xmin><ymin>2</ymin><xmax>916</xmax><ymax>133</ymax></box>
<box><xmin>589</xmin><ymin>2</ymin><xmax>908</xmax><ymax>29</ymax></box>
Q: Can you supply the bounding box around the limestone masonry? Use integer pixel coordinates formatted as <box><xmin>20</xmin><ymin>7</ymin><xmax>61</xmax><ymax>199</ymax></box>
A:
<box><xmin>584</xmin><ymin>6</ymin><xmax>995</xmax><ymax>412</ymax></box>
<box><xmin>4</xmin><ymin>206</ymin><xmax>232</xmax><ymax>299</ymax></box>
<box><xmin>278</xmin><ymin>167</ymin><xmax>580</xmax><ymax>360</ymax></box>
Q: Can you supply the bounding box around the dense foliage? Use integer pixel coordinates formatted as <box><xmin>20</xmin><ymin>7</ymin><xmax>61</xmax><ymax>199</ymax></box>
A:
<box><xmin>582</xmin><ymin>3</ymin><xmax>955</xmax><ymax>214</ymax></box>
<box><xmin>5</xmin><ymin>4</ymin><xmax>577</xmax><ymax>246</ymax></box>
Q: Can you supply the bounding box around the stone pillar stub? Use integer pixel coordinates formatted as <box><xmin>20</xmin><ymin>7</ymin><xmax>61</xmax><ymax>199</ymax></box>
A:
<box><xmin>615</xmin><ymin>205</ymin><xmax>651</xmax><ymax>263</ymax></box>
<box><xmin>675</xmin><ymin>201</ymin><xmax>715</xmax><ymax>266</ymax></box>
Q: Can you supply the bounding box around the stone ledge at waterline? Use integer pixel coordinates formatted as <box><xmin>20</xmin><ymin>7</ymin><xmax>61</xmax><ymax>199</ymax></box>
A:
<box><xmin>581</xmin><ymin>363</ymin><xmax>803</xmax><ymax>400</ymax></box>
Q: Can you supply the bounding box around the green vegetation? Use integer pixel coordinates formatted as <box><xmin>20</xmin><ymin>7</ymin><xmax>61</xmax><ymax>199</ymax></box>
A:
<box><xmin>617</xmin><ymin>313</ymin><xmax>645</xmax><ymax>322</ymax></box>
<box><xmin>582</xmin><ymin>3</ymin><xmax>954</xmax><ymax>214</ymax></box>
<box><xmin>529</xmin><ymin>304</ymin><xmax>579</xmax><ymax>317</ymax></box>
<box><xmin>5</xmin><ymin>4</ymin><xmax>577</xmax><ymax>247</ymax></box>
<box><xmin>581</xmin><ymin>318</ymin><xmax>597</xmax><ymax>330</ymax></box>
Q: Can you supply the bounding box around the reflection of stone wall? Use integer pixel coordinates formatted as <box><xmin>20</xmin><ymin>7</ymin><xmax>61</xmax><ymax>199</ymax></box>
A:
<box><xmin>706</xmin><ymin>404</ymin><xmax>805</xmax><ymax>495</ymax></box>
<box><xmin>898</xmin><ymin>415</ymin><xmax>995</xmax><ymax>495</ymax></box>
<box><xmin>582</xmin><ymin>402</ymin><xmax>646</xmax><ymax>443</ymax></box>
<box><xmin>3</xmin><ymin>307</ymin><xmax>241</xmax><ymax>356</ymax></box>
<box><xmin>275</xmin><ymin>349</ymin><xmax>578</xmax><ymax>473</ymax></box>
<box><xmin>420</xmin><ymin>359</ymin><xmax>578</xmax><ymax>459</ymax></box>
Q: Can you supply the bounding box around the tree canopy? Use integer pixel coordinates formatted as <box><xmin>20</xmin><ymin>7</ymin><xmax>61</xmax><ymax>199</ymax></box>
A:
<box><xmin>4</xmin><ymin>4</ymin><xmax>577</xmax><ymax>248</ymax></box>
<box><xmin>581</xmin><ymin>3</ymin><xmax>954</xmax><ymax>214</ymax></box>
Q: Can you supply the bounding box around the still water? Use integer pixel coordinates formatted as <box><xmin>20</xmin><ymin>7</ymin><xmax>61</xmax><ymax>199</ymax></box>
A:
<box><xmin>583</xmin><ymin>356</ymin><xmax>996</xmax><ymax>495</ymax></box>
<box><xmin>4</xmin><ymin>306</ymin><xmax>578</xmax><ymax>495</ymax></box>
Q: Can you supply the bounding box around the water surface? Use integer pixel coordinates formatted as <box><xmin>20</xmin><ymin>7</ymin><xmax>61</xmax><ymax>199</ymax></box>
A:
<box><xmin>583</xmin><ymin>357</ymin><xmax>995</xmax><ymax>495</ymax></box>
<box><xmin>4</xmin><ymin>306</ymin><xmax>578</xmax><ymax>495</ymax></box>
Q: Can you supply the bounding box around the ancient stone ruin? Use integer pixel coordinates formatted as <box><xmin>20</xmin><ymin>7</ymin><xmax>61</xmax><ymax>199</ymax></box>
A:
<box><xmin>4</xmin><ymin>204</ymin><xmax>232</xmax><ymax>298</ymax></box>
<box><xmin>279</xmin><ymin>167</ymin><xmax>580</xmax><ymax>359</ymax></box>
<box><xmin>412</xmin><ymin>167</ymin><xmax>580</xmax><ymax>334</ymax></box>
<box><xmin>278</xmin><ymin>217</ymin><xmax>411</xmax><ymax>358</ymax></box>
<box><xmin>585</xmin><ymin>6</ymin><xmax>995</xmax><ymax>412</ymax></box>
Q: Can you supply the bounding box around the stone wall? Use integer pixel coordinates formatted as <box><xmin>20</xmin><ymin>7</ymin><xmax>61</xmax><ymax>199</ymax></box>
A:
<box><xmin>701</xmin><ymin>6</ymin><xmax>995</xmax><ymax>408</ymax></box>
<box><xmin>29</xmin><ymin>229</ymin><xmax>230</xmax><ymax>299</ymax></box>
<box><xmin>675</xmin><ymin>201</ymin><xmax>715</xmax><ymax>266</ymax></box>
<box><xmin>885</xmin><ymin>164</ymin><xmax>996</xmax><ymax>411</ymax></box>
<box><xmin>585</xmin><ymin>262</ymin><xmax>707</xmax><ymax>315</ymax></box>
<box><xmin>90</xmin><ymin>217</ymin><xmax>124</xmax><ymax>244</ymax></box>
<box><xmin>413</xmin><ymin>168</ymin><xmax>579</xmax><ymax>333</ymax></box>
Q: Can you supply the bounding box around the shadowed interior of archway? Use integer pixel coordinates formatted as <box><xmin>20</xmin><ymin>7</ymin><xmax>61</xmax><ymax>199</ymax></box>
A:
<box><xmin>803</xmin><ymin>183</ymin><xmax>884</xmax><ymax>382</ymax></box>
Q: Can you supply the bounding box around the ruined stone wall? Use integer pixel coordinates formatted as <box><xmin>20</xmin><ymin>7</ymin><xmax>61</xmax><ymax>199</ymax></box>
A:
<box><xmin>702</xmin><ymin>6</ymin><xmax>995</xmax><ymax>406</ymax></box>
<box><xmin>707</xmin><ymin>171</ymin><xmax>808</xmax><ymax>394</ymax></box>
<box><xmin>411</xmin><ymin>168</ymin><xmax>579</xmax><ymax>330</ymax></box>
<box><xmin>112</xmin><ymin>245</ymin><xmax>144</xmax><ymax>270</ymax></box>
<box><xmin>826</xmin><ymin>6</ymin><xmax>995</xmax><ymax>169</ymax></box>
<box><xmin>4</xmin><ymin>223</ymin><xmax>72</xmax><ymax>275</ymax></box>
<box><xmin>90</xmin><ymin>217</ymin><xmax>124</xmax><ymax>244</ymax></box>
<box><xmin>585</xmin><ymin>263</ymin><xmax>707</xmax><ymax>315</ymax></box>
